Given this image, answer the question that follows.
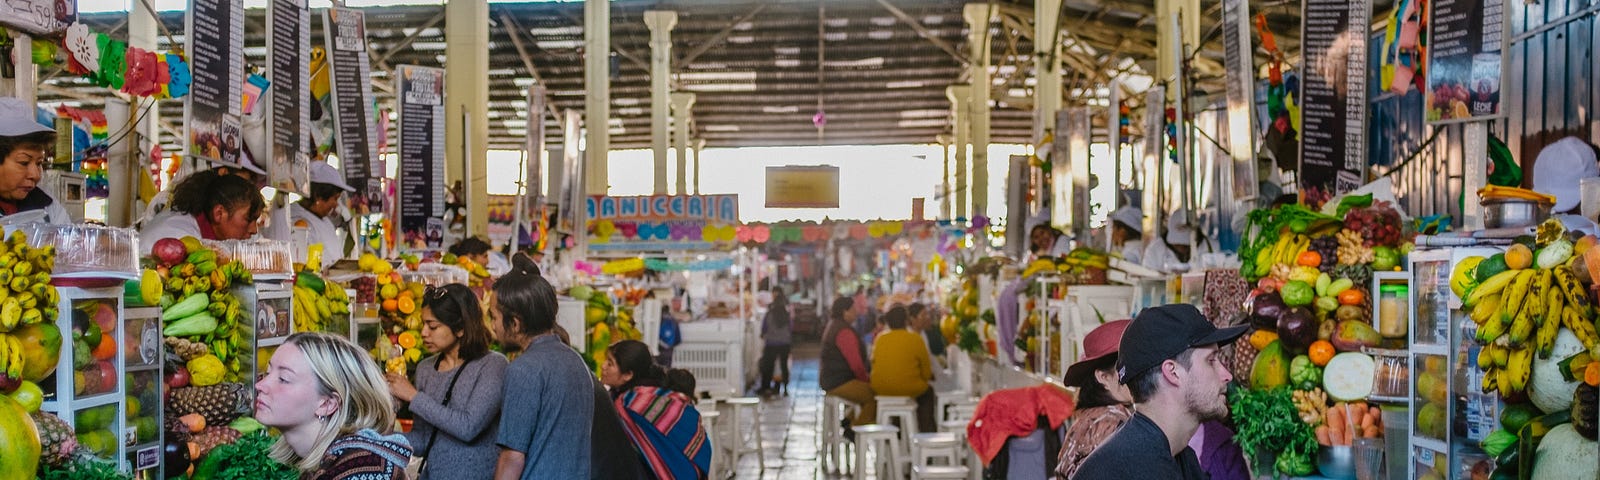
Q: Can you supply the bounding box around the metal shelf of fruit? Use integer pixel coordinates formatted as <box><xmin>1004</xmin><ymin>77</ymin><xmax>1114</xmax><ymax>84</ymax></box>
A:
<box><xmin>38</xmin><ymin>286</ymin><xmax>136</xmax><ymax>472</ymax></box>
<box><xmin>1407</xmin><ymin>247</ymin><xmax>1503</xmax><ymax>480</ymax></box>
<box><xmin>123</xmin><ymin>307</ymin><xmax>164</xmax><ymax>478</ymax></box>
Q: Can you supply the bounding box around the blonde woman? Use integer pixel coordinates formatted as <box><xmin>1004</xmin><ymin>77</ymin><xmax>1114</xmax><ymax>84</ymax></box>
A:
<box><xmin>257</xmin><ymin>332</ymin><xmax>413</xmax><ymax>479</ymax></box>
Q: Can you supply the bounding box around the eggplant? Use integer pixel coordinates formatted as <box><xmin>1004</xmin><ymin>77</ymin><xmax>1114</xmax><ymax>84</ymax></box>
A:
<box><xmin>163</xmin><ymin>440</ymin><xmax>191</xmax><ymax>475</ymax></box>
<box><xmin>1249</xmin><ymin>291</ymin><xmax>1288</xmax><ymax>330</ymax></box>
<box><xmin>1276</xmin><ymin>307</ymin><xmax>1318</xmax><ymax>353</ymax></box>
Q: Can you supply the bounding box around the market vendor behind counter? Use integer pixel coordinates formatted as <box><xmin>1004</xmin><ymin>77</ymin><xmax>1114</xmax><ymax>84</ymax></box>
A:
<box><xmin>139</xmin><ymin>169</ymin><xmax>266</xmax><ymax>254</ymax></box>
<box><xmin>0</xmin><ymin>97</ymin><xmax>73</xmax><ymax>225</ymax></box>
<box><xmin>263</xmin><ymin>161</ymin><xmax>355</xmax><ymax>270</ymax></box>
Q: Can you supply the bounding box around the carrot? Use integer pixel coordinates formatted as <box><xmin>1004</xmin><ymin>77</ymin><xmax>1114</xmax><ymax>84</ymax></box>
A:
<box><xmin>1327</xmin><ymin>404</ymin><xmax>1345</xmax><ymax>427</ymax></box>
<box><xmin>1316</xmin><ymin>425</ymin><xmax>1332</xmax><ymax>446</ymax></box>
<box><xmin>1363</xmin><ymin>425</ymin><xmax>1381</xmax><ymax>438</ymax></box>
<box><xmin>1360</xmin><ymin>410</ymin><xmax>1376</xmax><ymax>430</ymax></box>
<box><xmin>1370</xmin><ymin>407</ymin><xmax>1382</xmax><ymax>426</ymax></box>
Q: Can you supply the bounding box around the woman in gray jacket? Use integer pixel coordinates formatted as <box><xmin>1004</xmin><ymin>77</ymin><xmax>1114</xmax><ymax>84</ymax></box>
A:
<box><xmin>385</xmin><ymin>283</ymin><xmax>508</xmax><ymax>480</ymax></box>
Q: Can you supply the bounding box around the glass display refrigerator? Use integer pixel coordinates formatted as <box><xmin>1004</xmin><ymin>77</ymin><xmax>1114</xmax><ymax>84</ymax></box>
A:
<box><xmin>1408</xmin><ymin>247</ymin><xmax>1503</xmax><ymax>480</ymax></box>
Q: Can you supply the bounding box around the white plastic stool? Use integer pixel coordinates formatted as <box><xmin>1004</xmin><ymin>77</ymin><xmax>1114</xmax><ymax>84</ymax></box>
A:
<box><xmin>876</xmin><ymin>395</ymin><xmax>918</xmax><ymax>463</ymax></box>
<box><xmin>722</xmin><ymin>397</ymin><xmax>764</xmax><ymax>471</ymax></box>
<box><xmin>911</xmin><ymin>432</ymin><xmax>961</xmax><ymax>467</ymax></box>
<box><xmin>853</xmin><ymin>424</ymin><xmax>903</xmax><ymax>480</ymax></box>
<box><xmin>700</xmin><ymin>410</ymin><xmax>724</xmax><ymax>479</ymax></box>
<box><xmin>913</xmin><ymin>465</ymin><xmax>971</xmax><ymax>479</ymax></box>
<box><xmin>935</xmin><ymin>393</ymin><xmax>976</xmax><ymax>422</ymax></box>
<box><xmin>821</xmin><ymin>394</ymin><xmax>860</xmax><ymax>475</ymax></box>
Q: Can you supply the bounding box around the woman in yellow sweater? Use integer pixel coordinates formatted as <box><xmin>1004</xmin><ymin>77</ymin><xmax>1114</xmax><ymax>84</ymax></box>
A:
<box><xmin>870</xmin><ymin>305</ymin><xmax>936</xmax><ymax>432</ymax></box>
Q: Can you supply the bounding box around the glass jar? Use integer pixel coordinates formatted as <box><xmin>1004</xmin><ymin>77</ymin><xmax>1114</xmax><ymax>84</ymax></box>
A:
<box><xmin>1378</xmin><ymin>284</ymin><xmax>1409</xmax><ymax>338</ymax></box>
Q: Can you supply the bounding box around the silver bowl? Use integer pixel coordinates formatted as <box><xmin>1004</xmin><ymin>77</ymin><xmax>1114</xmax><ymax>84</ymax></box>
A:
<box><xmin>1481</xmin><ymin>197</ymin><xmax>1552</xmax><ymax>228</ymax></box>
<box><xmin>1318</xmin><ymin>446</ymin><xmax>1357</xmax><ymax>480</ymax></box>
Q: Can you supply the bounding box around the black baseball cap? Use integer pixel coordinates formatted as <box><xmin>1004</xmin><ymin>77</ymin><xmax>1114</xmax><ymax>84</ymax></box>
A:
<box><xmin>1116</xmin><ymin>304</ymin><xmax>1249</xmax><ymax>384</ymax></box>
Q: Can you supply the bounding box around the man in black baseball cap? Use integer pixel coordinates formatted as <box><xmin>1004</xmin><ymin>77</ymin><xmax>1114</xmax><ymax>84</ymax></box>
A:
<box><xmin>1070</xmin><ymin>304</ymin><xmax>1248</xmax><ymax>480</ymax></box>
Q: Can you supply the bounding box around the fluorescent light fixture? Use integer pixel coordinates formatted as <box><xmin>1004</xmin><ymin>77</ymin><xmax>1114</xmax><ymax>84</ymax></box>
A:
<box><xmin>682</xmin><ymin>83</ymin><xmax>758</xmax><ymax>92</ymax></box>
<box><xmin>527</xmin><ymin>26</ymin><xmax>583</xmax><ymax>36</ymax></box>
<box><xmin>824</xmin><ymin>32</ymin><xmax>848</xmax><ymax>41</ymax></box>
<box><xmin>897</xmin><ymin>119</ymin><xmax>946</xmax><ymax>128</ymax></box>
<box><xmin>886</xmin><ymin>80</ymin><xmax>924</xmax><ymax>89</ymax></box>
<box><xmin>608</xmin><ymin>118</ymin><xmax>624</xmax><ymax>126</ymax></box>
<box><xmin>825</xmin><ymin>18</ymin><xmax>849</xmax><ymax>27</ymax></box>
<box><xmin>502</xmin><ymin>119</ymin><xmax>528</xmax><ymax>128</ymax></box>
<box><xmin>488</xmin><ymin>111</ymin><xmax>504</xmax><ymax>118</ymax></box>
<box><xmin>402</xmin><ymin>27</ymin><xmax>442</xmax><ymax>37</ymax></box>
<box><xmin>899</xmin><ymin>109</ymin><xmax>946</xmax><ymax>119</ymax></box>
<box><xmin>615</xmin><ymin>97</ymin><xmax>642</xmax><ymax>106</ymax></box>
<box><xmin>508</xmin><ymin>129</ymin><xmax>528</xmax><ymax>135</ymax></box>
<box><xmin>870</xmin><ymin>16</ymin><xmax>896</xmax><ymax>26</ymax></box>
<box><xmin>689</xmin><ymin>62</ymin><xmax>728</xmax><ymax>70</ymax></box>
<box><xmin>868</xmin><ymin>30</ymin><xmax>893</xmax><ymax>40</ymax></box>
<box><xmin>728</xmin><ymin>36</ymin><xmax>754</xmax><ymax>44</ymax></box>
<box><xmin>608</xmin><ymin>127</ymin><xmax>626</xmax><ymax>135</ymax></box>
<box><xmin>824</xmin><ymin>57</ymin><xmax>883</xmax><ymax>68</ymax></box>
<box><xmin>244</xmin><ymin>46</ymin><xmax>267</xmax><ymax>56</ymax></box>
<box><xmin>734</xmin><ymin>21</ymin><xmax>754</xmax><ymax>31</ymax></box>
<box><xmin>923</xmin><ymin>15</ymin><xmax>944</xmax><ymax>24</ymax></box>
<box><xmin>678</xmin><ymin>71</ymin><xmax>757</xmax><ymax>82</ymax></box>
<box><xmin>704</xmin><ymin>125</ymin><xmax>740</xmax><ymax>132</ymax></box>
<box><xmin>536</xmin><ymin>39</ymin><xmax>583</xmax><ymax>49</ymax></box>
<box><xmin>774</xmin><ymin>46</ymin><xmax>801</xmax><ymax>55</ymax></box>
<box><xmin>762</xmin><ymin>105</ymin><xmax>799</xmax><ymax>113</ymax></box>
<box><xmin>1007</xmin><ymin>88</ymin><xmax>1029</xmax><ymax>97</ymax></box>
<box><xmin>552</xmin><ymin>90</ymin><xmax>587</xmax><ymax>96</ymax></box>
<box><xmin>774</xmin><ymin>59</ymin><xmax>802</xmax><ymax>67</ymax></box>
<box><xmin>515</xmin><ymin>111</ymin><xmax>528</xmax><ymax>118</ymax></box>
<box><xmin>411</xmin><ymin>41</ymin><xmax>448</xmax><ymax>51</ymax></box>
<box><xmin>488</xmin><ymin>68</ymin><xmax>516</xmax><ymax>76</ymax></box>
<box><xmin>616</xmin><ymin>107</ymin><xmax>645</xmax><ymax>116</ymax></box>
<box><xmin>513</xmin><ymin>78</ymin><xmax>536</xmax><ymax>87</ymax></box>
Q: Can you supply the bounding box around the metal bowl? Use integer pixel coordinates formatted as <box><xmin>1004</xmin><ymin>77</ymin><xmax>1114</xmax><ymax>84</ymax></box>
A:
<box><xmin>1318</xmin><ymin>445</ymin><xmax>1357</xmax><ymax>480</ymax></box>
<box><xmin>1481</xmin><ymin>197</ymin><xmax>1552</xmax><ymax>229</ymax></box>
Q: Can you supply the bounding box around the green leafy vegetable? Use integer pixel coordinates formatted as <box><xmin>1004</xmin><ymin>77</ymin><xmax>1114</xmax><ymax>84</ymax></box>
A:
<box><xmin>1241</xmin><ymin>205</ymin><xmax>1340</xmax><ymax>281</ymax></box>
<box><xmin>1229</xmin><ymin>386</ymin><xmax>1319</xmax><ymax>479</ymax></box>
<box><xmin>191</xmin><ymin>431</ymin><xmax>299</xmax><ymax>480</ymax></box>
<box><xmin>37</xmin><ymin>456</ymin><xmax>132</xmax><ymax>480</ymax></box>
<box><xmin>1335</xmin><ymin>193</ymin><xmax>1374</xmax><ymax>218</ymax></box>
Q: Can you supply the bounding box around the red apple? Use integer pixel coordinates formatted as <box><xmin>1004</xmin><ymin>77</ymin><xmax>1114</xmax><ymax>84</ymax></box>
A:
<box><xmin>166</xmin><ymin>366</ymin><xmax>191</xmax><ymax>389</ymax></box>
<box><xmin>152</xmin><ymin>238</ymin><xmax>189</xmax><ymax>267</ymax></box>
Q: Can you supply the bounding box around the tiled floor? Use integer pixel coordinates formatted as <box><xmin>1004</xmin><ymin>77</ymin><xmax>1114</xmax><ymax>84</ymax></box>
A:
<box><xmin>722</xmin><ymin>342</ymin><xmax>850</xmax><ymax>480</ymax></box>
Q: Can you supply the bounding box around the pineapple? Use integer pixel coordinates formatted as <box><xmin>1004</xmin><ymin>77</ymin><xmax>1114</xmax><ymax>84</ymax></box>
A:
<box><xmin>31</xmin><ymin>411</ymin><xmax>77</xmax><ymax>467</ymax></box>
<box><xmin>191</xmin><ymin>426</ymin><xmax>243</xmax><ymax>458</ymax></box>
<box><xmin>169</xmin><ymin>383</ymin><xmax>249</xmax><ymax>427</ymax></box>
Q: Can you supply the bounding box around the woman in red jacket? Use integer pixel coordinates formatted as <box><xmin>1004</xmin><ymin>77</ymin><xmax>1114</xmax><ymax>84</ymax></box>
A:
<box><xmin>819</xmin><ymin>296</ymin><xmax>876</xmax><ymax>429</ymax></box>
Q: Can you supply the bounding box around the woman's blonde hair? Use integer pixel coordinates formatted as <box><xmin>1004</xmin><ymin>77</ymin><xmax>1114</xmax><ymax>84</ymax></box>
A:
<box><xmin>268</xmin><ymin>332</ymin><xmax>397</xmax><ymax>472</ymax></box>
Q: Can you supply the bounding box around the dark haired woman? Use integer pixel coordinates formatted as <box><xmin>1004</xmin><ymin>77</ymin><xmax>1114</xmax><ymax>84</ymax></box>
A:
<box><xmin>385</xmin><ymin>283</ymin><xmax>508</xmax><ymax>480</ymax></box>
<box><xmin>490</xmin><ymin>254</ymin><xmax>640</xmax><ymax>480</ymax></box>
<box><xmin>821</xmin><ymin>296</ymin><xmax>876</xmax><ymax>430</ymax></box>
<box><xmin>757</xmin><ymin>288</ymin><xmax>792</xmax><ymax>396</ymax></box>
<box><xmin>140</xmin><ymin>169</ymin><xmax>266</xmax><ymax>253</ymax></box>
<box><xmin>1053</xmin><ymin>320</ymin><xmax>1134</xmax><ymax>479</ymax></box>
<box><xmin>601</xmin><ymin>340</ymin><xmax>712</xmax><ymax>479</ymax></box>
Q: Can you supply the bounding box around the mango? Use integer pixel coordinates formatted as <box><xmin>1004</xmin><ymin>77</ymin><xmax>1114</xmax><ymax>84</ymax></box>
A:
<box><xmin>1250</xmin><ymin>340</ymin><xmax>1290</xmax><ymax>390</ymax></box>
<box><xmin>1330</xmin><ymin>320</ymin><xmax>1382</xmax><ymax>352</ymax></box>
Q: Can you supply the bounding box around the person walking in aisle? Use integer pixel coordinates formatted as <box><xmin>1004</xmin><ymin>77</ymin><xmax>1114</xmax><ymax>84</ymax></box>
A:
<box><xmin>758</xmin><ymin>288</ymin><xmax>793</xmax><ymax>396</ymax></box>
<box><xmin>600</xmin><ymin>340</ymin><xmax>713</xmax><ymax>479</ymax></box>
<box><xmin>256</xmin><ymin>332</ymin><xmax>412</xmax><ymax>480</ymax></box>
<box><xmin>821</xmin><ymin>296</ymin><xmax>877</xmax><ymax>432</ymax></box>
<box><xmin>385</xmin><ymin>283</ymin><xmax>508</xmax><ymax>480</ymax></box>
<box><xmin>1070</xmin><ymin>304</ymin><xmax>1246</xmax><ymax>480</ymax></box>
<box><xmin>490</xmin><ymin>255</ymin><xmax>641</xmax><ymax>480</ymax></box>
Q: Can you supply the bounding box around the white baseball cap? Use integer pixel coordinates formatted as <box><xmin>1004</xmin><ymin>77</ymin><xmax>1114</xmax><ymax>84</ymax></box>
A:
<box><xmin>1531</xmin><ymin>136</ymin><xmax>1600</xmax><ymax>213</ymax></box>
<box><xmin>0</xmin><ymin>97</ymin><xmax>54</xmax><ymax>137</ymax></box>
<box><xmin>310</xmin><ymin>161</ymin><xmax>356</xmax><ymax>192</ymax></box>
<box><xmin>1109</xmin><ymin>206</ymin><xmax>1142</xmax><ymax>233</ymax></box>
<box><xmin>1166</xmin><ymin>211</ymin><xmax>1195</xmax><ymax>244</ymax></box>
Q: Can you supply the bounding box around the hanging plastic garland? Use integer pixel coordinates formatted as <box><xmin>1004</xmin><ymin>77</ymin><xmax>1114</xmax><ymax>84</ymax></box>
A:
<box><xmin>60</xmin><ymin>22</ymin><xmax>191</xmax><ymax>100</ymax></box>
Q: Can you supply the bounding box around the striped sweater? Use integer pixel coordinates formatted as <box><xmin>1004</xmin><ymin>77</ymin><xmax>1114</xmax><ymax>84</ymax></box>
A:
<box><xmin>307</xmin><ymin>429</ymin><xmax>413</xmax><ymax>480</ymax></box>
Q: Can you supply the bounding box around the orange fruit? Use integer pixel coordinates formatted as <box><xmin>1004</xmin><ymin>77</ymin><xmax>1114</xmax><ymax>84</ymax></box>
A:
<box><xmin>91</xmin><ymin>332</ymin><xmax>117</xmax><ymax>361</ymax></box>
<box><xmin>1309</xmin><ymin>340</ymin><xmax>1336</xmax><ymax>366</ymax></box>
<box><xmin>398</xmin><ymin>297</ymin><xmax>416</xmax><ymax>315</ymax></box>
<box><xmin>1337</xmin><ymin>288</ymin><xmax>1365</xmax><ymax>306</ymax></box>
<box><xmin>1504</xmin><ymin>244</ymin><xmax>1533</xmax><ymax>270</ymax></box>
<box><xmin>1297</xmin><ymin>251</ymin><xmax>1322</xmax><ymax>268</ymax></box>
<box><xmin>382</xmin><ymin>299</ymin><xmax>399</xmax><ymax>312</ymax></box>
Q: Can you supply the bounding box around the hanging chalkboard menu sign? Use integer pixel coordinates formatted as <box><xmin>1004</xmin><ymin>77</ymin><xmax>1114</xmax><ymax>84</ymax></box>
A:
<box><xmin>323</xmin><ymin>7</ymin><xmax>380</xmax><ymax>209</ymax></box>
<box><xmin>1297</xmin><ymin>0</ymin><xmax>1372</xmax><ymax>206</ymax></box>
<box><xmin>184</xmin><ymin>0</ymin><xmax>244</xmax><ymax>166</ymax></box>
<box><xmin>396</xmin><ymin>65</ymin><xmax>447</xmax><ymax>249</ymax></box>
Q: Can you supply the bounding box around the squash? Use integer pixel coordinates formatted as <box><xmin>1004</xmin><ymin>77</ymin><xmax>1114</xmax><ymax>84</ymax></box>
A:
<box><xmin>1322</xmin><ymin>352</ymin><xmax>1376</xmax><ymax>401</ymax></box>
<box><xmin>1532</xmin><ymin>330</ymin><xmax>1586</xmax><ymax>413</ymax></box>
<box><xmin>1530</xmin><ymin>424</ymin><xmax>1599</xmax><ymax>480</ymax></box>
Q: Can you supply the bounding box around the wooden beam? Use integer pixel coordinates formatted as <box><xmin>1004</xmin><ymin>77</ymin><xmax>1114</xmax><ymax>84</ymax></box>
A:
<box><xmin>679</xmin><ymin>5</ymin><xmax>767</xmax><ymax>67</ymax></box>
<box><xmin>497</xmin><ymin>11</ymin><xmax>563</xmax><ymax>122</ymax></box>
<box><xmin>874</xmin><ymin>0</ymin><xmax>967</xmax><ymax>66</ymax></box>
<box><xmin>371</xmin><ymin>9</ymin><xmax>447</xmax><ymax>69</ymax></box>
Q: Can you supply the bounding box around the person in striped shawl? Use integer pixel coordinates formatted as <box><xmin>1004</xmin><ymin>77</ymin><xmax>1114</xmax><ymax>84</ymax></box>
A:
<box><xmin>601</xmin><ymin>340</ymin><xmax>712</xmax><ymax>479</ymax></box>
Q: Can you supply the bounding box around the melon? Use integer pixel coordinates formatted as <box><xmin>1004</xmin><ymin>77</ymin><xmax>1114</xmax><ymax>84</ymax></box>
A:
<box><xmin>1532</xmin><ymin>330</ymin><xmax>1587</xmax><ymax>413</ymax></box>
<box><xmin>0</xmin><ymin>394</ymin><xmax>41</xmax><ymax>480</ymax></box>
<box><xmin>1322</xmin><ymin>352</ymin><xmax>1376</xmax><ymax>401</ymax></box>
<box><xmin>1530</xmin><ymin>424</ymin><xmax>1600</xmax><ymax>480</ymax></box>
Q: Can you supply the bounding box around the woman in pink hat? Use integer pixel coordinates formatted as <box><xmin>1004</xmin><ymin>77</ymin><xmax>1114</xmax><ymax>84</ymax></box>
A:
<box><xmin>1054</xmin><ymin>319</ymin><xmax>1135</xmax><ymax>479</ymax></box>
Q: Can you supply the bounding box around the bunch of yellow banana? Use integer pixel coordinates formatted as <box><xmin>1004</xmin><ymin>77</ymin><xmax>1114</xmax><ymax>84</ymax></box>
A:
<box><xmin>0</xmin><ymin>333</ymin><xmax>22</xmax><ymax>382</ymax></box>
<box><xmin>1261</xmin><ymin>233</ymin><xmax>1310</xmax><ymax>267</ymax></box>
<box><xmin>292</xmin><ymin>285</ymin><xmax>334</xmax><ymax>333</ymax></box>
<box><xmin>1478</xmin><ymin>185</ymin><xmax>1558</xmax><ymax>204</ymax></box>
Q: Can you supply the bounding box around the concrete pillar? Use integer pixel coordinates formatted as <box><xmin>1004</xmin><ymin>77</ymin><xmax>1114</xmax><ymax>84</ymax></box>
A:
<box><xmin>644</xmin><ymin>10</ymin><xmax>676</xmax><ymax>195</ymax></box>
<box><xmin>946</xmin><ymin>85</ymin><xmax>971</xmax><ymax>219</ymax></box>
<box><xmin>1</xmin><ymin>32</ymin><xmax>34</xmax><ymax>103</ymax></box>
<box><xmin>671</xmin><ymin>92</ymin><xmax>696</xmax><ymax>195</ymax></box>
<box><xmin>937</xmin><ymin>134</ymin><xmax>952</xmax><ymax>220</ymax></box>
<box><xmin>693</xmin><ymin>138</ymin><xmax>705</xmax><ymax>194</ymax></box>
<box><xmin>447</xmin><ymin>0</ymin><xmax>490</xmax><ymax>236</ymax></box>
<box><xmin>584</xmin><ymin>0</ymin><xmax>611</xmax><ymax>195</ymax></box>
<box><xmin>128</xmin><ymin>1</ymin><xmax>162</xmax><ymax>225</ymax></box>
<box><xmin>964</xmin><ymin>3</ymin><xmax>993</xmax><ymax>219</ymax></box>
<box><xmin>104</xmin><ymin>99</ymin><xmax>133</xmax><ymax>227</ymax></box>
<box><xmin>1033</xmin><ymin>0</ymin><xmax>1062</xmax><ymax>145</ymax></box>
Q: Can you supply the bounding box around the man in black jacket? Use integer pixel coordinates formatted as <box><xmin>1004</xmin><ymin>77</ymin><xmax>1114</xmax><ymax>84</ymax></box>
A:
<box><xmin>1072</xmin><ymin>304</ymin><xmax>1247</xmax><ymax>480</ymax></box>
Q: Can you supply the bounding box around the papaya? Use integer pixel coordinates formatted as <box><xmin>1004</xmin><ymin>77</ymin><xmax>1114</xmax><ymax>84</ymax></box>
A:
<box><xmin>1251</xmin><ymin>340</ymin><xmax>1291</xmax><ymax>390</ymax></box>
<box><xmin>0</xmin><ymin>394</ymin><xmax>41</xmax><ymax>480</ymax></box>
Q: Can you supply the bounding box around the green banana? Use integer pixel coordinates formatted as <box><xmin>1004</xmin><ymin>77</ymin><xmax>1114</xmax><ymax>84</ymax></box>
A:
<box><xmin>1468</xmin><ymin>269</ymin><xmax>1525</xmax><ymax>308</ymax></box>
<box><xmin>187</xmin><ymin>250</ymin><xmax>217</xmax><ymax>265</ymax></box>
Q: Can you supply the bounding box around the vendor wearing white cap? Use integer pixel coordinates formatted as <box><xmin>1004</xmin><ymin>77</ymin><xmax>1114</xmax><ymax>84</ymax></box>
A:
<box><xmin>1108</xmin><ymin>206</ymin><xmax>1144</xmax><ymax>264</ymax></box>
<box><xmin>1143</xmin><ymin>211</ymin><xmax>1211</xmax><ymax>274</ymax></box>
<box><xmin>1030</xmin><ymin>222</ymin><xmax>1073</xmax><ymax>258</ymax></box>
<box><xmin>267</xmin><ymin>161</ymin><xmax>355</xmax><ymax>270</ymax></box>
<box><xmin>1531</xmin><ymin>136</ymin><xmax>1600</xmax><ymax>234</ymax></box>
<box><xmin>0</xmin><ymin>97</ymin><xmax>72</xmax><ymax>224</ymax></box>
